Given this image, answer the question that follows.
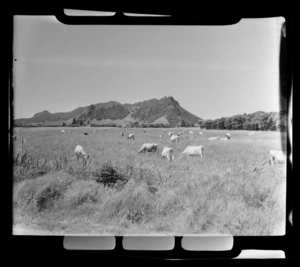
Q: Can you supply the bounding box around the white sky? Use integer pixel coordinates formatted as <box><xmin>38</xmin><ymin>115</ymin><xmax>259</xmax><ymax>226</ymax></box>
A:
<box><xmin>13</xmin><ymin>16</ymin><xmax>285</xmax><ymax>119</ymax></box>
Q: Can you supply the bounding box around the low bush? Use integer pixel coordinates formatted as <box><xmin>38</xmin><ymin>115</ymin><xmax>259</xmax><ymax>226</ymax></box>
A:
<box><xmin>63</xmin><ymin>180</ymin><xmax>102</xmax><ymax>208</ymax></box>
<box><xmin>13</xmin><ymin>172</ymin><xmax>74</xmax><ymax>213</ymax></box>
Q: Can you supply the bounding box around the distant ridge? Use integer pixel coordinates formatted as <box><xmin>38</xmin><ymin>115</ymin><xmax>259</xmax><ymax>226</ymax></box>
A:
<box><xmin>14</xmin><ymin>96</ymin><xmax>202</xmax><ymax>127</ymax></box>
<box><xmin>14</xmin><ymin>96</ymin><xmax>287</xmax><ymax>131</ymax></box>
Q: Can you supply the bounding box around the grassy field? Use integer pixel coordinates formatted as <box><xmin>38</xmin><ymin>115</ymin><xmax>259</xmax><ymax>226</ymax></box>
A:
<box><xmin>12</xmin><ymin>127</ymin><xmax>286</xmax><ymax>236</ymax></box>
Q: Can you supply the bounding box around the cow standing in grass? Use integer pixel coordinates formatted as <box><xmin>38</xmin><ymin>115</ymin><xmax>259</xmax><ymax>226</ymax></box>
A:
<box><xmin>180</xmin><ymin>146</ymin><xmax>204</xmax><ymax>158</ymax></box>
<box><xmin>128</xmin><ymin>134</ymin><xmax>135</xmax><ymax>140</ymax></box>
<box><xmin>220</xmin><ymin>133</ymin><xmax>231</xmax><ymax>141</ymax></box>
<box><xmin>161</xmin><ymin>147</ymin><xmax>174</xmax><ymax>161</ymax></box>
<box><xmin>139</xmin><ymin>143</ymin><xmax>159</xmax><ymax>153</ymax></box>
<box><xmin>75</xmin><ymin>145</ymin><xmax>89</xmax><ymax>165</ymax></box>
<box><xmin>170</xmin><ymin>135</ymin><xmax>179</xmax><ymax>142</ymax></box>
<box><xmin>269</xmin><ymin>150</ymin><xmax>286</xmax><ymax>165</ymax></box>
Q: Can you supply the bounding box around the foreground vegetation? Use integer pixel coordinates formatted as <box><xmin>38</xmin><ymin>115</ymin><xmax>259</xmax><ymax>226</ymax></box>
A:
<box><xmin>12</xmin><ymin>127</ymin><xmax>286</xmax><ymax>235</ymax></box>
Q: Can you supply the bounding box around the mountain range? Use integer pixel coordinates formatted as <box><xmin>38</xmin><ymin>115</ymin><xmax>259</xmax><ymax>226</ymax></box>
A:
<box><xmin>14</xmin><ymin>96</ymin><xmax>202</xmax><ymax>127</ymax></box>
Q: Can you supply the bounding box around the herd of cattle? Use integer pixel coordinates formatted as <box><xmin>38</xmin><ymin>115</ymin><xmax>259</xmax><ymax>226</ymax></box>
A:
<box><xmin>61</xmin><ymin>128</ymin><xmax>287</xmax><ymax>166</ymax></box>
<box><xmin>11</xmin><ymin>128</ymin><xmax>287</xmax><ymax>166</ymax></box>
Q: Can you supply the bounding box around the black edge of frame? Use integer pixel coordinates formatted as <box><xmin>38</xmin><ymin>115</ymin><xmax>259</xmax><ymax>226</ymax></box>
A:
<box><xmin>7</xmin><ymin>6</ymin><xmax>295</xmax><ymax>261</ymax></box>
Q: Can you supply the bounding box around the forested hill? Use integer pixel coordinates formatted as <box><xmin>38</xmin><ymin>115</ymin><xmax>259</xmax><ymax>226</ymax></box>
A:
<box><xmin>199</xmin><ymin>111</ymin><xmax>288</xmax><ymax>132</ymax></box>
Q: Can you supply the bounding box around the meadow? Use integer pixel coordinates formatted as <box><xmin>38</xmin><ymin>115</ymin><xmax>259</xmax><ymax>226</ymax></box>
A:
<box><xmin>12</xmin><ymin>127</ymin><xmax>286</xmax><ymax>236</ymax></box>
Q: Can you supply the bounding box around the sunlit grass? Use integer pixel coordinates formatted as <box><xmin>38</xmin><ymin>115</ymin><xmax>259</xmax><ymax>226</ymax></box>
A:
<box><xmin>12</xmin><ymin>127</ymin><xmax>286</xmax><ymax>235</ymax></box>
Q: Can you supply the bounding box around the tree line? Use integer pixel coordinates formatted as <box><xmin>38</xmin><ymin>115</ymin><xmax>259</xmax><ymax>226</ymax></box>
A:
<box><xmin>198</xmin><ymin>111</ymin><xmax>288</xmax><ymax>132</ymax></box>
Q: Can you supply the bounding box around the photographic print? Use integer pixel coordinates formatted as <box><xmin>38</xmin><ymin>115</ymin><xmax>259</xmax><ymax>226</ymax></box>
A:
<box><xmin>11</xmin><ymin>15</ymin><xmax>288</xmax><ymax>236</ymax></box>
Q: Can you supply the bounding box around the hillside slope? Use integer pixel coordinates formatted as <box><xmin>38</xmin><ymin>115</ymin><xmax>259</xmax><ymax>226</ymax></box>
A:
<box><xmin>14</xmin><ymin>96</ymin><xmax>201</xmax><ymax>127</ymax></box>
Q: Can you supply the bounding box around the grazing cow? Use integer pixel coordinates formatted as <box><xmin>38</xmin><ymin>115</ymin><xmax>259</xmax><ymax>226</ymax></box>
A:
<box><xmin>161</xmin><ymin>147</ymin><xmax>174</xmax><ymax>161</ymax></box>
<box><xmin>120</xmin><ymin>132</ymin><xmax>124</xmax><ymax>136</ymax></box>
<box><xmin>168</xmin><ymin>131</ymin><xmax>175</xmax><ymax>136</ymax></box>
<box><xmin>93</xmin><ymin>129</ymin><xmax>97</xmax><ymax>133</ymax></box>
<box><xmin>74</xmin><ymin>145</ymin><xmax>89</xmax><ymax>161</ymax></box>
<box><xmin>170</xmin><ymin>134</ymin><xmax>179</xmax><ymax>142</ymax></box>
<box><xmin>128</xmin><ymin>133</ymin><xmax>135</xmax><ymax>140</ymax></box>
<box><xmin>138</xmin><ymin>143</ymin><xmax>159</xmax><ymax>153</ymax></box>
<box><xmin>248</xmin><ymin>132</ymin><xmax>255</xmax><ymax>136</ymax></box>
<box><xmin>208</xmin><ymin>137</ymin><xmax>219</xmax><ymax>141</ymax></box>
<box><xmin>269</xmin><ymin>150</ymin><xmax>286</xmax><ymax>165</ymax></box>
<box><xmin>189</xmin><ymin>131</ymin><xmax>194</xmax><ymax>134</ymax></box>
<box><xmin>61</xmin><ymin>130</ymin><xmax>65</xmax><ymax>133</ymax></box>
<box><xmin>84</xmin><ymin>132</ymin><xmax>88</xmax><ymax>135</ymax></box>
<box><xmin>180</xmin><ymin>146</ymin><xmax>204</xmax><ymax>157</ymax></box>
<box><xmin>220</xmin><ymin>133</ymin><xmax>231</xmax><ymax>140</ymax></box>
<box><xmin>199</xmin><ymin>132</ymin><xmax>203</xmax><ymax>135</ymax></box>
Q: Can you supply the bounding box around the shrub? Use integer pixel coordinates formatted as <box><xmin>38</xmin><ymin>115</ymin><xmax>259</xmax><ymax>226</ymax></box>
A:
<box><xmin>91</xmin><ymin>162</ymin><xmax>128</xmax><ymax>188</ymax></box>
<box><xmin>13</xmin><ymin>172</ymin><xmax>74</xmax><ymax>213</ymax></box>
<box><xmin>36</xmin><ymin>186</ymin><xmax>62</xmax><ymax>212</ymax></box>
<box><xmin>63</xmin><ymin>180</ymin><xmax>102</xmax><ymax>208</ymax></box>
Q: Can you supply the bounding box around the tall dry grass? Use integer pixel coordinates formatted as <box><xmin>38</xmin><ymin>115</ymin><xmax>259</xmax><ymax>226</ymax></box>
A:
<box><xmin>12</xmin><ymin>127</ymin><xmax>286</xmax><ymax>235</ymax></box>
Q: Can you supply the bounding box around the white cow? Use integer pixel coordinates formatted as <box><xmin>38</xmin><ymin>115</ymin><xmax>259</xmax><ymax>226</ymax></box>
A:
<box><xmin>139</xmin><ymin>143</ymin><xmax>159</xmax><ymax>153</ymax></box>
<box><xmin>220</xmin><ymin>133</ymin><xmax>231</xmax><ymax>140</ymax></box>
<box><xmin>180</xmin><ymin>146</ymin><xmax>204</xmax><ymax>157</ymax></box>
<box><xmin>269</xmin><ymin>150</ymin><xmax>286</xmax><ymax>165</ymax></box>
<box><xmin>248</xmin><ymin>132</ymin><xmax>255</xmax><ymax>136</ymax></box>
<box><xmin>61</xmin><ymin>130</ymin><xmax>65</xmax><ymax>133</ymax></box>
<box><xmin>199</xmin><ymin>132</ymin><xmax>203</xmax><ymax>135</ymax></box>
<box><xmin>74</xmin><ymin>145</ymin><xmax>89</xmax><ymax>161</ymax></box>
<box><xmin>127</xmin><ymin>134</ymin><xmax>135</xmax><ymax>140</ymax></box>
<box><xmin>168</xmin><ymin>131</ymin><xmax>175</xmax><ymax>136</ymax></box>
<box><xmin>189</xmin><ymin>131</ymin><xmax>194</xmax><ymax>134</ymax></box>
<box><xmin>170</xmin><ymin>134</ymin><xmax>179</xmax><ymax>142</ymax></box>
<box><xmin>161</xmin><ymin>147</ymin><xmax>174</xmax><ymax>161</ymax></box>
<box><xmin>208</xmin><ymin>136</ymin><xmax>219</xmax><ymax>140</ymax></box>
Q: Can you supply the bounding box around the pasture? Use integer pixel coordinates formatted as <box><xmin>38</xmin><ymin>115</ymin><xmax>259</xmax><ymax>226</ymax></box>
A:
<box><xmin>12</xmin><ymin>127</ymin><xmax>286</xmax><ymax>236</ymax></box>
